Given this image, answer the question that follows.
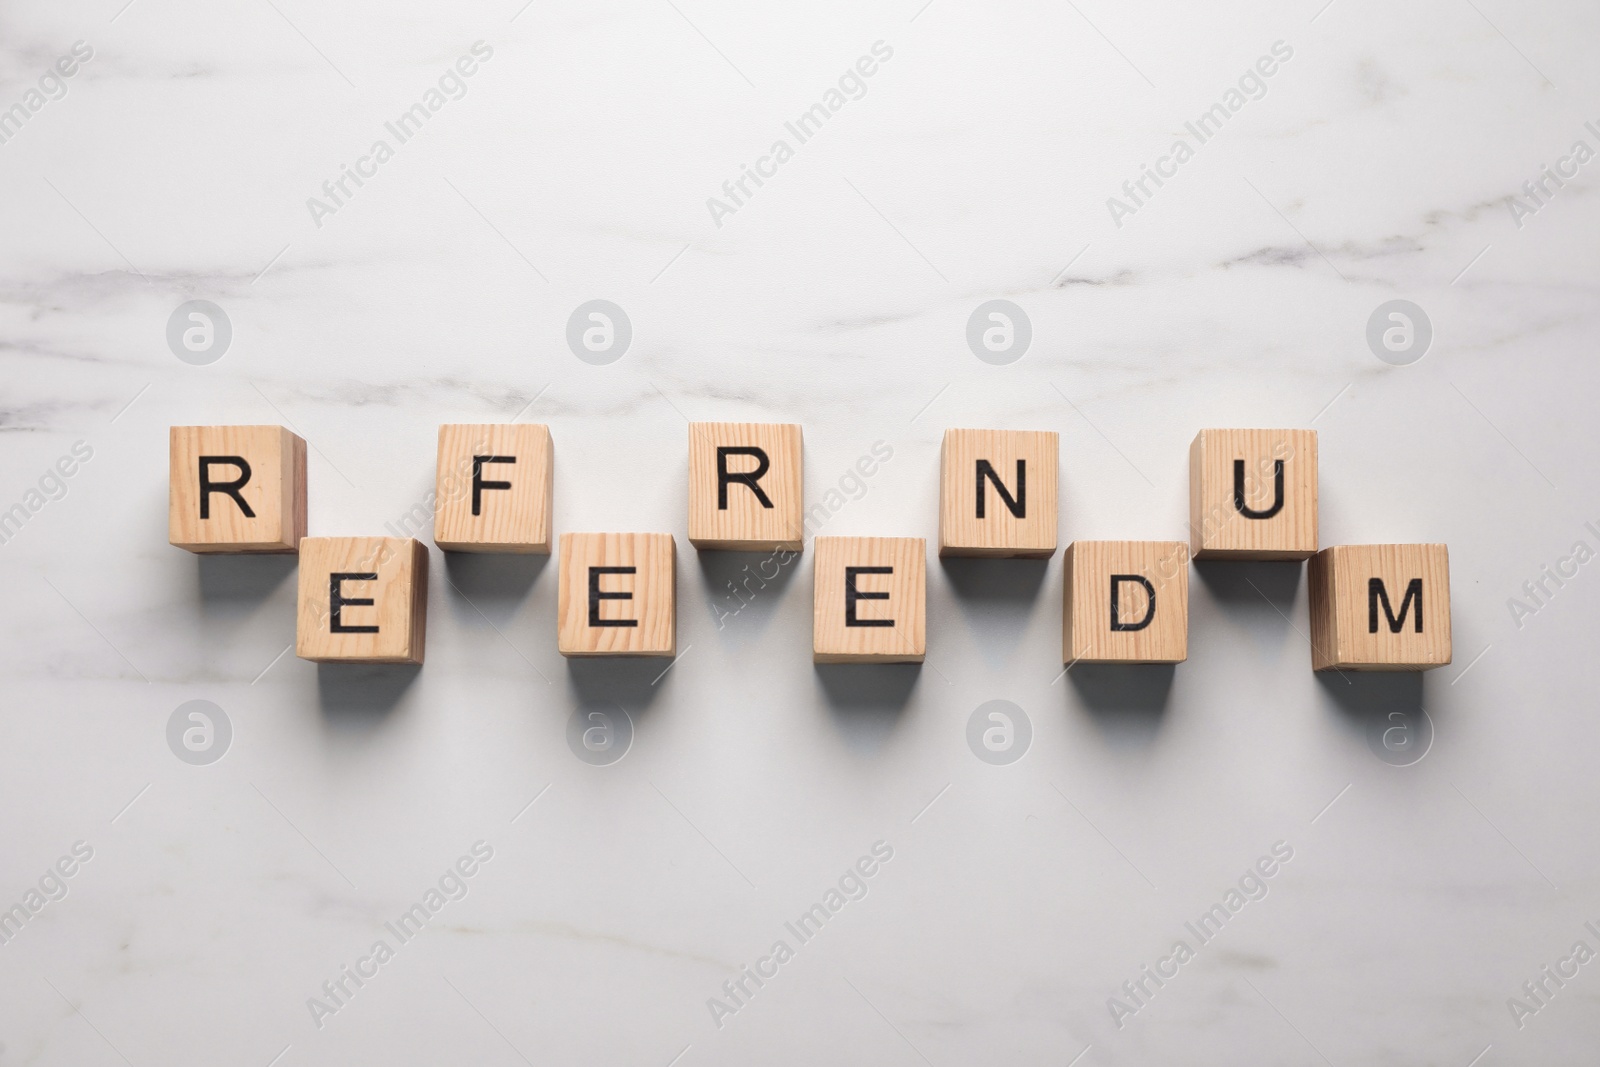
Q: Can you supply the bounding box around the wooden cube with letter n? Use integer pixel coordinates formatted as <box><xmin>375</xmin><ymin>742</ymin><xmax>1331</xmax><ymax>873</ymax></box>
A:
<box><xmin>169</xmin><ymin>425</ymin><xmax>306</xmax><ymax>553</ymax></box>
<box><xmin>1189</xmin><ymin>428</ymin><xmax>1317</xmax><ymax>560</ymax></box>
<box><xmin>939</xmin><ymin>428</ymin><xmax>1057</xmax><ymax>558</ymax></box>
<box><xmin>434</xmin><ymin>423</ymin><xmax>553</xmax><ymax>553</ymax></box>
<box><xmin>558</xmin><ymin>533</ymin><xmax>676</xmax><ymax>657</ymax></box>
<box><xmin>688</xmin><ymin>422</ymin><xmax>803</xmax><ymax>551</ymax></box>
<box><xmin>1309</xmin><ymin>544</ymin><xmax>1451</xmax><ymax>671</ymax></box>
<box><xmin>296</xmin><ymin>537</ymin><xmax>429</xmax><ymax>664</ymax></box>
<box><xmin>1063</xmin><ymin>541</ymin><xmax>1189</xmax><ymax>664</ymax></box>
<box><xmin>813</xmin><ymin>537</ymin><xmax>925</xmax><ymax>663</ymax></box>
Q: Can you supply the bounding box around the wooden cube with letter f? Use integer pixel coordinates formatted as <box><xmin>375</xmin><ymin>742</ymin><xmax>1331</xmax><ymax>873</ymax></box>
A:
<box><xmin>813</xmin><ymin>537</ymin><xmax>925</xmax><ymax>663</ymax></box>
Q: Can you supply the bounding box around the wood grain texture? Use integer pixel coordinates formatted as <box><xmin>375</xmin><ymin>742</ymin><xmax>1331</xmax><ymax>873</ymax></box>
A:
<box><xmin>433</xmin><ymin>423</ymin><xmax>553</xmax><ymax>553</ymax></box>
<box><xmin>1063</xmin><ymin>540</ymin><xmax>1189</xmax><ymax>664</ymax></box>
<box><xmin>813</xmin><ymin>536</ymin><xmax>925</xmax><ymax>663</ymax></box>
<box><xmin>296</xmin><ymin>537</ymin><xmax>428</xmax><ymax>664</ymax></box>
<box><xmin>1309</xmin><ymin>544</ymin><xmax>1451</xmax><ymax>671</ymax></box>
<box><xmin>939</xmin><ymin>428</ymin><xmax>1058</xmax><ymax>558</ymax></box>
<box><xmin>687</xmin><ymin>422</ymin><xmax>803</xmax><ymax>551</ymax></box>
<box><xmin>558</xmin><ymin>533</ymin><xmax>676</xmax><ymax>657</ymax></box>
<box><xmin>169</xmin><ymin>425</ymin><xmax>305</xmax><ymax>553</ymax></box>
<box><xmin>1189</xmin><ymin>428</ymin><xmax>1317</xmax><ymax>560</ymax></box>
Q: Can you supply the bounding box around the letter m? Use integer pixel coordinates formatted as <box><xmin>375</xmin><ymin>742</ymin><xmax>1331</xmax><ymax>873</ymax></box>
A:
<box><xmin>1369</xmin><ymin>578</ymin><xmax>1423</xmax><ymax>633</ymax></box>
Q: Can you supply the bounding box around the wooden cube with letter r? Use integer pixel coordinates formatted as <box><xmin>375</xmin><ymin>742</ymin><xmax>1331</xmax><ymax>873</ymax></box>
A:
<box><xmin>813</xmin><ymin>537</ymin><xmax>925</xmax><ymax>663</ymax></box>
<box><xmin>169</xmin><ymin>425</ymin><xmax>306</xmax><ymax>553</ymax></box>
<box><xmin>1309</xmin><ymin>544</ymin><xmax>1451</xmax><ymax>671</ymax></box>
<box><xmin>558</xmin><ymin>533</ymin><xmax>676</xmax><ymax>657</ymax></box>
<box><xmin>688</xmin><ymin>422</ymin><xmax>803</xmax><ymax>551</ymax></box>
<box><xmin>1063</xmin><ymin>541</ymin><xmax>1189</xmax><ymax>664</ymax></box>
<box><xmin>296</xmin><ymin>537</ymin><xmax>429</xmax><ymax>664</ymax></box>
<box><xmin>939</xmin><ymin>428</ymin><xmax>1057</xmax><ymax>558</ymax></box>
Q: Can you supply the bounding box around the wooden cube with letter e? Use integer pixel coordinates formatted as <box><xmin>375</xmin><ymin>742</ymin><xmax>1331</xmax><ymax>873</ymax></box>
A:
<box><xmin>169</xmin><ymin>425</ymin><xmax>306</xmax><ymax>553</ymax></box>
<box><xmin>688</xmin><ymin>422</ymin><xmax>803</xmax><ymax>551</ymax></box>
<box><xmin>813</xmin><ymin>536</ymin><xmax>925</xmax><ymax>663</ymax></box>
<box><xmin>939</xmin><ymin>428</ymin><xmax>1057</xmax><ymax>558</ymax></box>
<box><xmin>434</xmin><ymin>423</ymin><xmax>553</xmax><ymax>553</ymax></box>
<box><xmin>558</xmin><ymin>533</ymin><xmax>676</xmax><ymax>657</ymax></box>
<box><xmin>296</xmin><ymin>537</ymin><xmax>429</xmax><ymax>664</ymax></box>
<box><xmin>1189</xmin><ymin>428</ymin><xmax>1317</xmax><ymax>560</ymax></box>
<box><xmin>1063</xmin><ymin>540</ymin><xmax>1189</xmax><ymax>664</ymax></box>
<box><xmin>1309</xmin><ymin>544</ymin><xmax>1451</xmax><ymax>671</ymax></box>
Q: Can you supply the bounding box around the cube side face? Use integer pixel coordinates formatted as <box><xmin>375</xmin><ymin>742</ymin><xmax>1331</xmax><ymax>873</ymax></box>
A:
<box><xmin>687</xmin><ymin>423</ymin><xmax>803</xmax><ymax>551</ymax></box>
<box><xmin>1190</xmin><ymin>429</ymin><xmax>1317</xmax><ymax>560</ymax></box>
<box><xmin>813</xmin><ymin>537</ymin><xmax>925</xmax><ymax>663</ymax></box>
<box><xmin>434</xmin><ymin>424</ymin><xmax>552</xmax><ymax>553</ymax></box>
<box><xmin>296</xmin><ymin>537</ymin><xmax>427</xmax><ymax>663</ymax></box>
<box><xmin>557</xmin><ymin>533</ymin><xmax>676</xmax><ymax>656</ymax></box>
<box><xmin>938</xmin><ymin>429</ymin><xmax>1058</xmax><ymax>558</ymax></box>
<box><xmin>1311</xmin><ymin>544</ymin><xmax>1451</xmax><ymax>671</ymax></box>
<box><xmin>1063</xmin><ymin>540</ymin><xmax>1189</xmax><ymax>664</ymax></box>
<box><xmin>169</xmin><ymin>425</ymin><xmax>304</xmax><ymax>553</ymax></box>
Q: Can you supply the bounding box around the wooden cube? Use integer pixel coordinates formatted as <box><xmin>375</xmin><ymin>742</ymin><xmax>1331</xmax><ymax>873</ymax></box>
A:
<box><xmin>434</xmin><ymin>423</ymin><xmax>553</xmax><ymax>553</ymax></box>
<box><xmin>1309</xmin><ymin>544</ymin><xmax>1451</xmax><ymax>671</ymax></box>
<box><xmin>169</xmin><ymin>425</ymin><xmax>306</xmax><ymax>553</ymax></box>
<box><xmin>558</xmin><ymin>533</ymin><xmax>676</xmax><ymax>657</ymax></box>
<box><xmin>1189</xmin><ymin>428</ymin><xmax>1317</xmax><ymax>560</ymax></box>
<box><xmin>688</xmin><ymin>422</ymin><xmax>803</xmax><ymax>551</ymax></box>
<box><xmin>939</xmin><ymin>429</ymin><xmax>1058</xmax><ymax>558</ymax></box>
<box><xmin>813</xmin><ymin>537</ymin><xmax>925</xmax><ymax>663</ymax></box>
<box><xmin>296</xmin><ymin>537</ymin><xmax>429</xmax><ymax>664</ymax></box>
<box><xmin>1063</xmin><ymin>541</ymin><xmax>1188</xmax><ymax>664</ymax></box>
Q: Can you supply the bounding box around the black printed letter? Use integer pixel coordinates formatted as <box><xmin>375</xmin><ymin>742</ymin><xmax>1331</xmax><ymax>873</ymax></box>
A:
<box><xmin>1368</xmin><ymin>578</ymin><xmax>1423</xmax><ymax>633</ymax></box>
<box><xmin>198</xmin><ymin>456</ymin><xmax>254</xmax><ymax>519</ymax></box>
<box><xmin>472</xmin><ymin>455</ymin><xmax>516</xmax><ymax>516</ymax></box>
<box><xmin>1109</xmin><ymin>574</ymin><xmax>1156</xmax><ymax>631</ymax></box>
<box><xmin>845</xmin><ymin>566</ymin><xmax>894</xmax><ymax>627</ymax></box>
<box><xmin>589</xmin><ymin>566</ymin><xmax>638</xmax><ymax>627</ymax></box>
<box><xmin>330</xmin><ymin>573</ymin><xmax>379</xmax><ymax>633</ymax></box>
<box><xmin>717</xmin><ymin>447</ymin><xmax>773</xmax><ymax>509</ymax></box>
<box><xmin>976</xmin><ymin>459</ymin><xmax>1025</xmax><ymax>519</ymax></box>
<box><xmin>1233</xmin><ymin>459</ymin><xmax>1285</xmax><ymax>520</ymax></box>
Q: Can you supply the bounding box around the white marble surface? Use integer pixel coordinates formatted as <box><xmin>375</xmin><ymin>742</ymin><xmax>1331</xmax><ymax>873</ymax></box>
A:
<box><xmin>2</xmin><ymin>0</ymin><xmax>1599</xmax><ymax>1063</ymax></box>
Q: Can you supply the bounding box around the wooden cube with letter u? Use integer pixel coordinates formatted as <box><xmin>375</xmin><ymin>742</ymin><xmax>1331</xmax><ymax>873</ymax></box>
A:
<box><xmin>1063</xmin><ymin>541</ymin><xmax>1189</xmax><ymax>664</ymax></box>
<box><xmin>939</xmin><ymin>428</ymin><xmax>1057</xmax><ymax>558</ymax></box>
<box><xmin>813</xmin><ymin>537</ymin><xmax>925</xmax><ymax>663</ymax></box>
<box><xmin>169</xmin><ymin>425</ymin><xmax>306</xmax><ymax>553</ymax></box>
<box><xmin>558</xmin><ymin>533</ymin><xmax>676</xmax><ymax>657</ymax></box>
<box><xmin>1189</xmin><ymin>428</ymin><xmax>1317</xmax><ymax>560</ymax></box>
<box><xmin>1309</xmin><ymin>544</ymin><xmax>1451</xmax><ymax>671</ymax></box>
<box><xmin>296</xmin><ymin>537</ymin><xmax>429</xmax><ymax>664</ymax></box>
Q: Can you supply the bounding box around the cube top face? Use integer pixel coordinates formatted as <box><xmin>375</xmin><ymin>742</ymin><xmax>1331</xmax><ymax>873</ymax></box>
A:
<box><xmin>688</xmin><ymin>422</ymin><xmax>803</xmax><ymax>551</ymax></box>
<box><xmin>1063</xmin><ymin>540</ymin><xmax>1189</xmax><ymax>664</ymax></box>
<box><xmin>813</xmin><ymin>536</ymin><xmax>925</xmax><ymax>663</ymax></box>
<box><xmin>296</xmin><ymin>537</ymin><xmax>428</xmax><ymax>664</ymax></box>
<box><xmin>434</xmin><ymin>423</ymin><xmax>553</xmax><ymax>553</ymax></box>
<box><xmin>558</xmin><ymin>533</ymin><xmax>676</xmax><ymax>657</ymax></box>
<box><xmin>1189</xmin><ymin>428</ymin><xmax>1317</xmax><ymax>560</ymax></box>
<box><xmin>1310</xmin><ymin>544</ymin><xmax>1451</xmax><ymax>671</ymax></box>
<box><xmin>939</xmin><ymin>428</ymin><xmax>1058</xmax><ymax>558</ymax></box>
<box><xmin>169</xmin><ymin>425</ymin><xmax>306</xmax><ymax>553</ymax></box>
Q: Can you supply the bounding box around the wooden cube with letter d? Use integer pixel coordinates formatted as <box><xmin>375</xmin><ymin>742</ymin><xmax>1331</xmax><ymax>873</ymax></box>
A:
<box><xmin>1063</xmin><ymin>540</ymin><xmax>1189</xmax><ymax>664</ymax></box>
<box><xmin>813</xmin><ymin>536</ymin><xmax>925</xmax><ymax>663</ymax></box>
<box><xmin>296</xmin><ymin>537</ymin><xmax>429</xmax><ymax>664</ymax></box>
